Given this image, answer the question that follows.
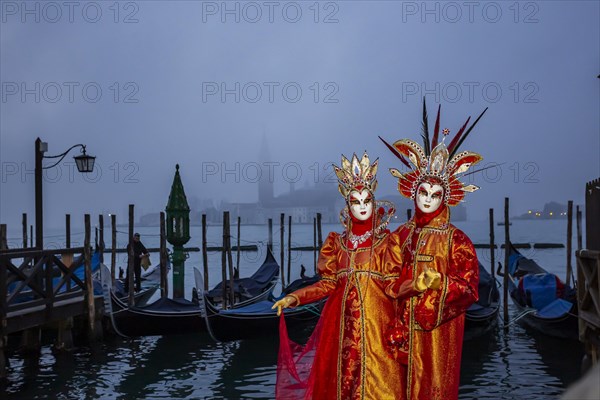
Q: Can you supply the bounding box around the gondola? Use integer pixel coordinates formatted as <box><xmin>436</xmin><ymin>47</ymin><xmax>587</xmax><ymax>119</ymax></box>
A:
<box><xmin>197</xmin><ymin>268</ymin><xmax>324</xmax><ymax>342</ymax></box>
<box><xmin>100</xmin><ymin>248</ymin><xmax>282</xmax><ymax>337</ymax></box>
<box><xmin>498</xmin><ymin>242</ymin><xmax>578</xmax><ymax>340</ymax></box>
<box><xmin>464</xmin><ymin>262</ymin><xmax>500</xmax><ymax>340</ymax></box>
<box><xmin>206</xmin><ymin>247</ymin><xmax>280</xmax><ymax>308</ymax></box>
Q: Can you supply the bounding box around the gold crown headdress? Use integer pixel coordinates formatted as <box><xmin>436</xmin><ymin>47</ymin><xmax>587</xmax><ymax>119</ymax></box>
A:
<box><xmin>380</xmin><ymin>99</ymin><xmax>487</xmax><ymax>206</ymax></box>
<box><xmin>333</xmin><ymin>152</ymin><xmax>379</xmax><ymax>198</ymax></box>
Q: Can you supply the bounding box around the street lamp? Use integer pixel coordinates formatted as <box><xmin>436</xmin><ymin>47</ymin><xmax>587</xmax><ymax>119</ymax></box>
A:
<box><xmin>35</xmin><ymin>137</ymin><xmax>95</xmax><ymax>249</ymax></box>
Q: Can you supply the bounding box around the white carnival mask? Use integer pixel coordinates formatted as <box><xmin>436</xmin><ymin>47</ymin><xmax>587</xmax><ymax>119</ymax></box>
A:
<box><xmin>416</xmin><ymin>182</ymin><xmax>444</xmax><ymax>214</ymax></box>
<box><xmin>348</xmin><ymin>189</ymin><xmax>373</xmax><ymax>221</ymax></box>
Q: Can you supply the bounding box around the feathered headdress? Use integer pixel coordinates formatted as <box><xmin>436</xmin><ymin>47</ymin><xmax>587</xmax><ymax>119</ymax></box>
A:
<box><xmin>380</xmin><ymin>99</ymin><xmax>487</xmax><ymax>206</ymax></box>
<box><xmin>333</xmin><ymin>152</ymin><xmax>378</xmax><ymax>198</ymax></box>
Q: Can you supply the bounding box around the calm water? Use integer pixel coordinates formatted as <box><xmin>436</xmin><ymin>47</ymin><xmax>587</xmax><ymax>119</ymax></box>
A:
<box><xmin>2</xmin><ymin>218</ymin><xmax>586</xmax><ymax>399</ymax></box>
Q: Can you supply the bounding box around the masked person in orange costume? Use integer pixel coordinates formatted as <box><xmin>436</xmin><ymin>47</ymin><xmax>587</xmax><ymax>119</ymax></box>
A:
<box><xmin>380</xmin><ymin>101</ymin><xmax>487</xmax><ymax>400</ymax></box>
<box><xmin>273</xmin><ymin>152</ymin><xmax>403</xmax><ymax>399</ymax></box>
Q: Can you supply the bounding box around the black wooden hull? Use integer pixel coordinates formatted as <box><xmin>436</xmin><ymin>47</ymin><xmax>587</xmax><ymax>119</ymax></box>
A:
<box><xmin>464</xmin><ymin>302</ymin><xmax>500</xmax><ymax>341</ymax></box>
<box><xmin>464</xmin><ymin>263</ymin><xmax>500</xmax><ymax>340</ymax></box>
<box><xmin>508</xmin><ymin>279</ymin><xmax>578</xmax><ymax>340</ymax></box>
<box><xmin>110</xmin><ymin>293</ymin><xmax>206</xmax><ymax>337</ymax></box>
<box><xmin>204</xmin><ymin>297</ymin><xmax>323</xmax><ymax>342</ymax></box>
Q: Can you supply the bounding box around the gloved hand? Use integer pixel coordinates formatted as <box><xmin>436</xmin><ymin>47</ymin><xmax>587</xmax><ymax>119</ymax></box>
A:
<box><xmin>414</xmin><ymin>267</ymin><xmax>442</xmax><ymax>291</ymax></box>
<box><xmin>414</xmin><ymin>271</ymin><xmax>428</xmax><ymax>292</ymax></box>
<box><xmin>272</xmin><ymin>295</ymin><xmax>297</xmax><ymax>316</ymax></box>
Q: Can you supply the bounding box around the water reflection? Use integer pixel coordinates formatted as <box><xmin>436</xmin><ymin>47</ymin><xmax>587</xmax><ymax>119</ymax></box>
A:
<box><xmin>459</xmin><ymin>306</ymin><xmax>583</xmax><ymax>399</ymax></box>
<box><xmin>2</xmin><ymin>307</ymin><xmax>584</xmax><ymax>399</ymax></box>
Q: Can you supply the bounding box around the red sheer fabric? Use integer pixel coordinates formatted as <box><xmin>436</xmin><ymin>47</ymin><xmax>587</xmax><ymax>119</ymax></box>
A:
<box><xmin>276</xmin><ymin>312</ymin><xmax>323</xmax><ymax>400</ymax></box>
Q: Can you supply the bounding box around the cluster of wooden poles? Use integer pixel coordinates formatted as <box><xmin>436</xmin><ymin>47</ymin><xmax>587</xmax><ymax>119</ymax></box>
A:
<box><xmin>214</xmin><ymin>212</ymin><xmax>324</xmax><ymax>309</ymax></box>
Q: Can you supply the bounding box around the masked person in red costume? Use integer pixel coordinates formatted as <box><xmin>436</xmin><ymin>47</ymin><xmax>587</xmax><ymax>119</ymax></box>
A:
<box><xmin>381</xmin><ymin>101</ymin><xmax>487</xmax><ymax>400</ymax></box>
<box><xmin>273</xmin><ymin>152</ymin><xmax>404</xmax><ymax>399</ymax></box>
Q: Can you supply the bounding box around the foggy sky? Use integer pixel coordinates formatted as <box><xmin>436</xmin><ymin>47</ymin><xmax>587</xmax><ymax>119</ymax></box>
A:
<box><xmin>1</xmin><ymin>0</ymin><xmax>599</xmax><ymax>231</ymax></box>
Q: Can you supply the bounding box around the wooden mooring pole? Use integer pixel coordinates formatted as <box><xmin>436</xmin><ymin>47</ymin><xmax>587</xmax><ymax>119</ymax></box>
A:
<box><xmin>268</xmin><ymin>218</ymin><xmax>273</xmax><ymax>252</ymax></box>
<box><xmin>99</xmin><ymin>214</ymin><xmax>105</xmax><ymax>263</ymax></box>
<box><xmin>221</xmin><ymin>212</ymin><xmax>228</xmax><ymax>309</ymax></box>
<box><xmin>226</xmin><ymin>212</ymin><xmax>235</xmax><ymax>306</ymax></box>
<box><xmin>202</xmin><ymin>214</ymin><xmax>209</xmax><ymax>291</ymax></box>
<box><xmin>84</xmin><ymin>214</ymin><xmax>99</xmax><ymax>341</ymax></box>
<box><xmin>236</xmin><ymin>216</ymin><xmax>241</xmax><ymax>276</ymax></box>
<box><xmin>0</xmin><ymin>225</ymin><xmax>7</xmax><ymax>250</ymax></box>
<box><xmin>313</xmin><ymin>217</ymin><xmax>317</xmax><ymax>274</ymax></box>
<box><xmin>489</xmin><ymin>208</ymin><xmax>495</xmax><ymax>280</ymax></box>
<box><xmin>280</xmin><ymin>213</ymin><xmax>286</xmax><ymax>287</ymax></box>
<box><xmin>127</xmin><ymin>205</ymin><xmax>135</xmax><ymax>307</ymax></box>
<box><xmin>160</xmin><ymin>212</ymin><xmax>168</xmax><ymax>299</ymax></box>
<box><xmin>287</xmin><ymin>215</ymin><xmax>292</xmax><ymax>284</ymax></box>
<box><xmin>316</xmin><ymin>213</ymin><xmax>323</xmax><ymax>250</ymax></box>
<box><xmin>65</xmin><ymin>214</ymin><xmax>71</xmax><ymax>249</ymax></box>
<box><xmin>566</xmin><ymin>200</ymin><xmax>573</xmax><ymax>287</ymax></box>
<box><xmin>22</xmin><ymin>213</ymin><xmax>28</xmax><ymax>249</ymax></box>
<box><xmin>576</xmin><ymin>205</ymin><xmax>583</xmax><ymax>251</ymax></box>
<box><xmin>503</xmin><ymin>198</ymin><xmax>510</xmax><ymax>328</ymax></box>
<box><xmin>111</xmin><ymin>214</ymin><xmax>116</xmax><ymax>283</ymax></box>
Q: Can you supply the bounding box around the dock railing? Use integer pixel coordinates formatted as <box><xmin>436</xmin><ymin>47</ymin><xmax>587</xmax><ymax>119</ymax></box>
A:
<box><xmin>0</xmin><ymin>246</ymin><xmax>93</xmax><ymax>336</ymax></box>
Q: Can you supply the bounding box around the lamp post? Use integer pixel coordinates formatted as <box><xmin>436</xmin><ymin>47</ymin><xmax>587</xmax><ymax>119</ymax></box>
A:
<box><xmin>165</xmin><ymin>164</ymin><xmax>191</xmax><ymax>299</ymax></box>
<box><xmin>35</xmin><ymin>137</ymin><xmax>95</xmax><ymax>249</ymax></box>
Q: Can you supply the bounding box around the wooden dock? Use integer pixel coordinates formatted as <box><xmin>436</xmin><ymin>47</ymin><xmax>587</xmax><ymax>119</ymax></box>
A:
<box><xmin>0</xmin><ymin>219</ymin><xmax>104</xmax><ymax>378</ymax></box>
<box><xmin>576</xmin><ymin>178</ymin><xmax>600</xmax><ymax>370</ymax></box>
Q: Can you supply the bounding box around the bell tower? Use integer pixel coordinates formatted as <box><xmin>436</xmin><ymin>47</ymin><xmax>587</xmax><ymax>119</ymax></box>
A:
<box><xmin>258</xmin><ymin>134</ymin><xmax>274</xmax><ymax>206</ymax></box>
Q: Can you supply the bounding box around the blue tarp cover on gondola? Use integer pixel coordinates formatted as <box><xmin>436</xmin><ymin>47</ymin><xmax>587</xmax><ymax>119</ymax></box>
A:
<box><xmin>520</xmin><ymin>273</ymin><xmax>558</xmax><ymax>310</ymax></box>
<box><xmin>537</xmin><ymin>298</ymin><xmax>574</xmax><ymax>319</ymax></box>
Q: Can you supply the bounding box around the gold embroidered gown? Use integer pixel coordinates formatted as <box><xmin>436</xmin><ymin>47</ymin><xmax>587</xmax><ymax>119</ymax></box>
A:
<box><xmin>287</xmin><ymin>230</ymin><xmax>406</xmax><ymax>400</ymax></box>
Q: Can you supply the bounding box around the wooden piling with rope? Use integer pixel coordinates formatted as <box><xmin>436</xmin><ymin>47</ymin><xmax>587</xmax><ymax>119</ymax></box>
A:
<box><xmin>503</xmin><ymin>197</ymin><xmax>510</xmax><ymax>329</ymax></box>
<box><xmin>280</xmin><ymin>213</ymin><xmax>285</xmax><ymax>288</ymax></box>
<box><xmin>202</xmin><ymin>214</ymin><xmax>209</xmax><ymax>291</ymax></box>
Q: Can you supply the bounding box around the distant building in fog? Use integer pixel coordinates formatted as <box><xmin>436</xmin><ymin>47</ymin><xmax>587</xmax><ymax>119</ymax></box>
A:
<box><xmin>224</xmin><ymin>139</ymin><xmax>339</xmax><ymax>224</ymax></box>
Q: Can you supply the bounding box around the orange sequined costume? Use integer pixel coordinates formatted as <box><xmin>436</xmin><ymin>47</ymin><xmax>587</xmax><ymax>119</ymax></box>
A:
<box><xmin>284</xmin><ymin>229</ymin><xmax>406</xmax><ymax>400</ymax></box>
<box><xmin>386</xmin><ymin>206</ymin><xmax>479</xmax><ymax>400</ymax></box>
<box><xmin>380</xmin><ymin>100</ymin><xmax>486</xmax><ymax>399</ymax></box>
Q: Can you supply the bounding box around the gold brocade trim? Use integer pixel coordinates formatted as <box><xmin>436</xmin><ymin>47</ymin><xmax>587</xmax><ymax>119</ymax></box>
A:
<box><xmin>407</xmin><ymin>296</ymin><xmax>415</xmax><ymax>399</ymax></box>
<box><xmin>399</xmin><ymin>225</ymin><xmax>415</xmax><ymax>255</ymax></box>
<box><xmin>337</xmin><ymin>251</ymin><xmax>356</xmax><ymax>400</ymax></box>
<box><xmin>416</xmin><ymin>254</ymin><xmax>434</xmax><ymax>262</ymax></box>
<box><xmin>355</xmin><ymin>263</ymin><xmax>367</xmax><ymax>400</ymax></box>
<box><xmin>434</xmin><ymin>228</ymin><xmax>455</xmax><ymax>326</ymax></box>
<box><xmin>334</xmin><ymin>270</ymin><xmax>399</xmax><ymax>281</ymax></box>
<box><xmin>437</xmin><ymin>276</ymin><xmax>449</xmax><ymax>326</ymax></box>
<box><xmin>338</xmin><ymin>233</ymin><xmax>387</xmax><ymax>251</ymax></box>
<box><xmin>407</xmin><ymin>228</ymin><xmax>427</xmax><ymax>397</ymax></box>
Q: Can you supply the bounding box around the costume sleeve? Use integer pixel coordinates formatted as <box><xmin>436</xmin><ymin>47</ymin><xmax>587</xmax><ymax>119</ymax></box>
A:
<box><xmin>414</xmin><ymin>229</ymin><xmax>479</xmax><ymax>331</ymax></box>
<box><xmin>288</xmin><ymin>232</ymin><xmax>339</xmax><ymax>306</ymax></box>
<box><xmin>384</xmin><ymin>228</ymin><xmax>421</xmax><ymax>299</ymax></box>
